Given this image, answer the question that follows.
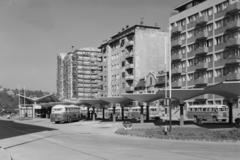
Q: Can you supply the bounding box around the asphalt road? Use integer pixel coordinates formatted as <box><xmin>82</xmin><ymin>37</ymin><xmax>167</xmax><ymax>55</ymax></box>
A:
<box><xmin>0</xmin><ymin>118</ymin><xmax>240</xmax><ymax>160</ymax></box>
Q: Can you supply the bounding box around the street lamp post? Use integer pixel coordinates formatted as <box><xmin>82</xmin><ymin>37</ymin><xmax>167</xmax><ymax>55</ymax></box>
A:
<box><xmin>167</xmin><ymin>26</ymin><xmax>172</xmax><ymax>132</ymax></box>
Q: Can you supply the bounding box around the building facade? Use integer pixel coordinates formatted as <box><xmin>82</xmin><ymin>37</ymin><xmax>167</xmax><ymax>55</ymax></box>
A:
<box><xmin>170</xmin><ymin>0</ymin><xmax>240</xmax><ymax>107</ymax></box>
<box><xmin>57</xmin><ymin>47</ymin><xmax>101</xmax><ymax>100</ymax></box>
<box><xmin>56</xmin><ymin>53</ymin><xmax>67</xmax><ymax>100</ymax></box>
<box><xmin>98</xmin><ymin>25</ymin><xmax>168</xmax><ymax>97</ymax></box>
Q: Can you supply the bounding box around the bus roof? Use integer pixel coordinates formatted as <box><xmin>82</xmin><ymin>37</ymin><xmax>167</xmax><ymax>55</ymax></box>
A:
<box><xmin>189</xmin><ymin>105</ymin><xmax>228</xmax><ymax>108</ymax></box>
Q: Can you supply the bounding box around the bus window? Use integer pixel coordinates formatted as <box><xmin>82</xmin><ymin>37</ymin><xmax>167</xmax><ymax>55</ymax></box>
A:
<box><xmin>203</xmin><ymin>108</ymin><xmax>206</xmax><ymax>111</ymax></box>
<box><xmin>194</xmin><ymin>108</ymin><xmax>198</xmax><ymax>111</ymax></box>
<box><xmin>198</xmin><ymin>108</ymin><xmax>202</xmax><ymax>111</ymax></box>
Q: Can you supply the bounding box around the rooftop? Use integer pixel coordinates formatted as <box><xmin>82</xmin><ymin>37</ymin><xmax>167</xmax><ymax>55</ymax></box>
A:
<box><xmin>173</xmin><ymin>0</ymin><xmax>207</xmax><ymax>12</ymax></box>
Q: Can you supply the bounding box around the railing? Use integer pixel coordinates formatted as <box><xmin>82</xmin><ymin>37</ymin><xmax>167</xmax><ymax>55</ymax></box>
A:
<box><xmin>227</xmin><ymin>2</ymin><xmax>240</xmax><ymax>13</ymax></box>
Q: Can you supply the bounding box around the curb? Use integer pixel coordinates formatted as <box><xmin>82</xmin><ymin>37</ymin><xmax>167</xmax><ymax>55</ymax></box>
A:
<box><xmin>0</xmin><ymin>147</ymin><xmax>12</xmax><ymax>160</ymax></box>
<box><xmin>115</xmin><ymin>132</ymin><xmax>240</xmax><ymax>143</ymax></box>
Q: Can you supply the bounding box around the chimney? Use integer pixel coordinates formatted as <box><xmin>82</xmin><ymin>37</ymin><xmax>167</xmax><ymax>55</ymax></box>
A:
<box><xmin>122</xmin><ymin>28</ymin><xmax>125</xmax><ymax>31</ymax></box>
<box><xmin>71</xmin><ymin>46</ymin><xmax>74</xmax><ymax>52</ymax></box>
<box><xmin>126</xmin><ymin>25</ymin><xmax>129</xmax><ymax>29</ymax></box>
<box><xmin>140</xmin><ymin>18</ymin><xmax>144</xmax><ymax>25</ymax></box>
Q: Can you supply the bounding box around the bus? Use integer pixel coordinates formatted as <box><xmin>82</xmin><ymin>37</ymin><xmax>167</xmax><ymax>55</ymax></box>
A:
<box><xmin>107</xmin><ymin>107</ymin><xmax>129</xmax><ymax>119</ymax></box>
<box><xmin>128</xmin><ymin>106</ymin><xmax>163</xmax><ymax>121</ymax></box>
<box><xmin>50</xmin><ymin>105</ymin><xmax>81</xmax><ymax>123</ymax></box>
<box><xmin>187</xmin><ymin>105</ymin><xmax>228</xmax><ymax>123</ymax></box>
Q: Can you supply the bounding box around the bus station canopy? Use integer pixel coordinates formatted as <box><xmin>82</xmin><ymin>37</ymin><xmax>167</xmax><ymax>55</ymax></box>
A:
<box><xmin>121</xmin><ymin>93</ymin><xmax>165</xmax><ymax>103</ymax></box>
<box><xmin>204</xmin><ymin>81</ymin><xmax>240</xmax><ymax>98</ymax></box>
<box><xmin>80</xmin><ymin>99</ymin><xmax>108</xmax><ymax>107</ymax></box>
<box><xmin>17</xmin><ymin>94</ymin><xmax>60</xmax><ymax>103</ymax></box>
<box><xmin>157</xmin><ymin>89</ymin><xmax>205</xmax><ymax>102</ymax></box>
<box><xmin>100</xmin><ymin>97</ymin><xmax>133</xmax><ymax>105</ymax></box>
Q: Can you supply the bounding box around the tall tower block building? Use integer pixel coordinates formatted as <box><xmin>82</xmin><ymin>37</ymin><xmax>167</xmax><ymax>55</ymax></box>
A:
<box><xmin>56</xmin><ymin>53</ymin><xmax>67</xmax><ymax>100</ymax></box>
<box><xmin>170</xmin><ymin>0</ymin><xmax>240</xmax><ymax>106</ymax></box>
<box><xmin>57</xmin><ymin>47</ymin><xmax>101</xmax><ymax>100</ymax></box>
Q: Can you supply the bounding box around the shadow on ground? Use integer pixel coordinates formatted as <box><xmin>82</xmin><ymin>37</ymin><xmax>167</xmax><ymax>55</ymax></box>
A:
<box><xmin>0</xmin><ymin>119</ymin><xmax>57</xmax><ymax>140</ymax></box>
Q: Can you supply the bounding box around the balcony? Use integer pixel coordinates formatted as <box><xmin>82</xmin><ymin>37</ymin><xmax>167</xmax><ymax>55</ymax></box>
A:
<box><xmin>171</xmin><ymin>54</ymin><xmax>182</xmax><ymax>61</ymax></box>
<box><xmin>226</xmin><ymin>38</ymin><xmax>240</xmax><ymax>47</ymax></box>
<box><xmin>126</xmin><ymin>52</ymin><xmax>134</xmax><ymax>58</ymax></box>
<box><xmin>227</xmin><ymin>20</ymin><xmax>240</xmax><ymax>30</ymax></box>
<box><xmin>171</xmin><ymin>26</ymin><xmax>182</xmax><ymax>34</ymax></box>
<box><xmin>172</xmin><ymin>81</ymin><xmax>182</xmax><ymax>88</ymax></box>
<box><xmin>125</xmin><ymin>41</ymin><xmax>134</xmax><ymax>48</ymax></box>
<box><xmin>196</xmin><ymin>16</ymin><xmax>208</xmax><ymax>25</ymax></box>
<box><xmin>215</xmin><ymin>76</ymin><xmax>227</xmax><ymax>83</ymax></box>
<box><xmin>196</xmin><ymin>31</ymin><xmax>208</xmax><ymax>40</ymax></box>
<box><xmin>126</xmin><ymin>86</ymin><xmax>134</xmax><ymax>92</ymax></box>
<box><xmin>187</xmin><ymin>21</ymin><xmax>196</xmax><ymax>29</ymax></box>
<box><xmin>226</xmin><ymin>73</ymin><xmax>240</xmax><ymax>81</ymax></box>
<box><xmin>194</xmin><ymin>78</ymin><xmax>209</xmax><ymax>85</ymax></box>
<box><xmin>126</xmin><ymin>75</ymin><xmax>134</xmax><ymax>80</ymax></box>
<box><xmin>125</xmin><ymin>64</ymin><xmax>134</xmax><ymax>70</ymax></box>
<box><xmin>187</xmin><ymin>65</ymin><xmax>196</xmax><ymax>72</ymax></box>
<box><xmin>226</xmin><ymin>55</ymin><xmax>240</xmax><ymax>64</ymax></box>
<box><xmin>195</xmin><ymin>62</ymin><xmax>209</xmax><ymax>70</ymax></box>
<box><xmin>227</xmin><ymin>2</ymin><xmax>240</xmax><ymax>13</ymax></box>
<box><xmin>187</xmin><ymin>50</ymin><xmax>196</xmax><ymax>58</ymax></box>
<box><xmin>171</xmin><ymin>39</ymin><xmax>182</xmax><ymax>48</ymax></box>
<box><xmin>172</xmin><ymin>67</ymin><xmax>182</xmax><ymax>74</ymax></box>
<box><xmin>195</xmin><ymin>47</ymin><xmax>208</xmax><ymax>55</ymax></box>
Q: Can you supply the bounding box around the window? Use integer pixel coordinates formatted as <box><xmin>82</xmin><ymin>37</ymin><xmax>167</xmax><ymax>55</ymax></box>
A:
<box><xmin>122</xmin><ymin>72</ymin><xmax>125</xmax><ymax>78</ymax></box>
<box><xmin>216</xmin><ymin>69</ymin><xmax>222</xmax><ymax>77</ymax></box>
<box><xmin>216</xmin><ymin>52</ymin><xmax>223</xmax><ymax>60</ymax></box>
<box><xmin>122</xmin><ymin>61</ymin><xmax>125</xmax><ymax>67</ymax></box>
<box><xmin>120</xmin><ymin>39</ymin><xmax>125</xmax><ymax>47</ymax></box>
<box><xmin>122</xmin><ymin>83</ymin><xmax>125</xmax><ymax>89</ymax></box>
<box><xmin>188</xmin><ymin>44</ymin><xmax>195</xmax><ymax>52</ymax></box>
<box><xmin>188</xmin><ymin>30</ymin><xmax>194</xmax><ymax>38</ymax></box>
<box><xmin>216</xmin><ymin>1</ymin><xmax>229</xmax><ymax>13</ymax></box>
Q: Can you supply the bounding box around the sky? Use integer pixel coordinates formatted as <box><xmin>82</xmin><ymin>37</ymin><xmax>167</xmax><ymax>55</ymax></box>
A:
<box><xmin>0</xmin><ymin>0</ymin><xmax>185</xmax><ymax>93</ymax></box>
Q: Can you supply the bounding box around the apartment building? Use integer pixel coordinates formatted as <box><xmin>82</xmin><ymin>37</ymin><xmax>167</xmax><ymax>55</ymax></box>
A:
<box><xmin>170</xmin><ymin>0</ymin><xmax>240</xmax><ymax>107</ymax></box>
<box><xmin>56</xmin><ymin>53</ymin><xmax>67</xmax><ymax>100</ymax></box>
<box><xmin>57</xmin><ymin>47</ymin><xmax>101</xmax><ymax>100</ymax></box>
<box><xmin>98</xmin><ymin>25</ymin><xmax>168</xmax><ymax>97</ymax></box>
<box><xmin>72</xmin><ymin>47</ymin><xmax>101</xmax><ymax>99</ymax></box>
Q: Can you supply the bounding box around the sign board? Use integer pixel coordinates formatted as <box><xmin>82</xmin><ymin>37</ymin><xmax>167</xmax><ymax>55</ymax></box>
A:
<box><xmin>163</xmin><ymin>98</ymin><xmax>171</xmax><ymax>106</ymax></box>
<box><xmin>123</xmin><ymin>121</ymin><xmax>132</xmax><ymax>129</ymax></box>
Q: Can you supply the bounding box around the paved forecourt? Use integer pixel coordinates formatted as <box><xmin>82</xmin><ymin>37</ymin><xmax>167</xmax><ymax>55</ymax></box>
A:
<box><xmin>0</xmin><ymin>118</ymin><xmax>239</xmax><ymax>160</ymax></box>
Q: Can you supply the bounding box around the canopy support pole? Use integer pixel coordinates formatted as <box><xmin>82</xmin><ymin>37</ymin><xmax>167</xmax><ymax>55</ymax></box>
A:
<box><xmin>102</xmin><ymin>107</ymin><xmax>105</xmax><ymax>120</ymax></box>
<box><xmin>228</xmin><ymin>99</ymin><xmax>233</xmax><ymax>125</ymax></box>
<box><xmin>92</xmin><ymin>107</ymin><xmax>95</xmax><ymax>121</ymax></box>
<box><xmin>179</xmin><ymin>103</ymin><xmax>184</xmax><ymax>126</ymax></box>
<box><xmin>87</xmin><ymin>107</ymin><xmax>90</xmax><ymax>120</ymax></box>
<box><xmin>146</xmin><ymin>105</ymin><xmax>149</xmax><ymax>122</ymax></box>
<box><xmin>140</xmin><ymin>104</ymin><xmax>144</xmax><ymax>124</ymax></box>
<box><xmin>113</xmin><ymin>106</ymin><xmax>116</xmax><ymax>123</ymax></box>
<box><xmin>121</xmin><ymin>106</ymin><xmax>124</xmax><ymax>121</ymax></box>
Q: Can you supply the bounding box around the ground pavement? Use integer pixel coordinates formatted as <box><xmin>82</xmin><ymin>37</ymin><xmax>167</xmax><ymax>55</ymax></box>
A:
<box><xmin>0</xmin><ymin>118</ymin><xmax>239</xmax><ymax>160</ymax></box>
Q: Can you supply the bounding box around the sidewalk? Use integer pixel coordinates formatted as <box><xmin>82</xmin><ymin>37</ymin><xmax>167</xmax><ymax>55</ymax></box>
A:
<box><xmin>0</xmin><ymin>147</ymin><xmax>12</xmax><ymax>160</ymax></box>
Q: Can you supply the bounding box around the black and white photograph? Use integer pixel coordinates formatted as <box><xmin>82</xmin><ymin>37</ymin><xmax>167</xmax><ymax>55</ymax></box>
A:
<box><xmin>0</xmin><ymin>0</ymin><xmax>240</xmax><ymax>159</ymax></box>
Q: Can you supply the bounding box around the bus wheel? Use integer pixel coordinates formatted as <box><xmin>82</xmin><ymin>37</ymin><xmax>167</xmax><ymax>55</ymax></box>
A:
<box><xmin>194</xmin><ymin>116</ymin><xmax>198</xmax><ymax>123</ymax></box>
<box><xmin>213</xmin><ymin>116</ymin><xmax>217</xmax><ymax>121</ymax></box>
<box><xmin>68</xmin><ymin>117</ymin><xmax>72</xmax><ymax>123</ymax></box>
